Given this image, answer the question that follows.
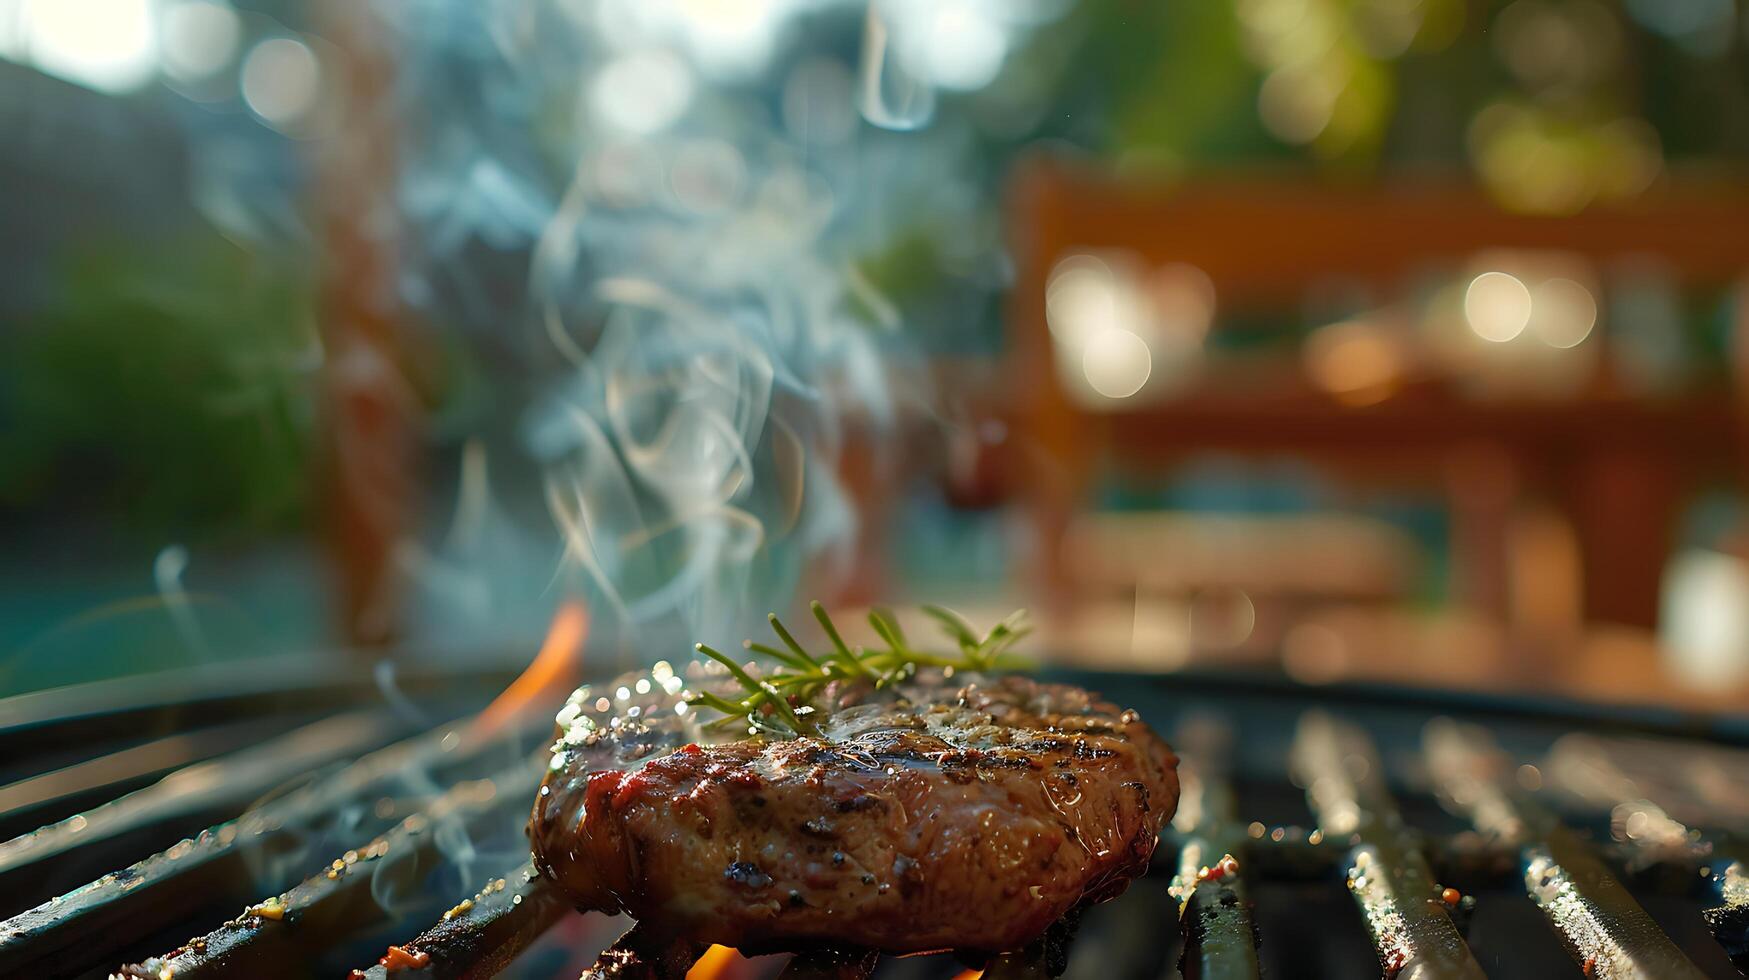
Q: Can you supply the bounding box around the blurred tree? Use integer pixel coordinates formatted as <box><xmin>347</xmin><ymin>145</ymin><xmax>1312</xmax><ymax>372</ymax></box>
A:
<box><xmin>0</xmin><ymin>235</ymin><xmax>317</xmax><ymax>541</ymax></box>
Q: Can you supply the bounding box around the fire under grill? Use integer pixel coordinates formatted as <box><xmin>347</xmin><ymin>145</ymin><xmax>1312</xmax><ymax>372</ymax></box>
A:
<box><xmin>4</xmin><ymin>661</ymin><xmax>1749</xmax><ymax>979</ymax></box>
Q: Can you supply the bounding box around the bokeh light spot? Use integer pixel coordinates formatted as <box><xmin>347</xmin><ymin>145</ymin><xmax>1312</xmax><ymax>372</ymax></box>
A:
<box><xmin>1530</xmin><ymin>278</ymin><xmax>1598</xmax><ymax>349</ymax></box>
<box><xmin>1464</xmin><ymin>271</ymin><xmax>1532</xmax><ymax>343</ymax></box>
<box><xmin>161</xmin><ymin>0</ymin><xmax>241</xmax><ymax>83</ymax></box>
<box><xmin>924</xmin><ymin>4</ymin><xmax>1006</xmax><ymax>91</ymax></box>
<box><xmin>1081</xmin><ymin>328</ymin><xmax>1152</xmax><ymax>400</ymax></box>
<box><xmin>19</xmin><ymin>0</ymin><xmax>159</xmax><ymax>94</ymax></box>
<box><xmin>1046</xmin><ymin>253</ymin><xmax>1118</xmax><ymax>344</ymax></box>
<box><xmin>241</xmin><ymin>37</ymin><xmax>321</xmax><ymax>130</ymax></box>
<box><xmin>1305</xmin><ymin>319</ymin><xmax>1404</xmax><ymax>406</ymax></box>
<box><xmin>593</xmin><ymin>49</ymin><xmax>695</xmax><ymax>134</ymax></box>
<box><xmin>1258</xmin><ymin>62</ymin><xmax>1342</xmax><ymax>145</ymax></box>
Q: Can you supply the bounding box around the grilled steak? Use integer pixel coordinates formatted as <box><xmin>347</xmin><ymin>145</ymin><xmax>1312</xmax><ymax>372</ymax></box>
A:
<box><xmin>531</xmin><ymin>670</ymin><xmax>1178</xmax><ymax>955</ymax></box>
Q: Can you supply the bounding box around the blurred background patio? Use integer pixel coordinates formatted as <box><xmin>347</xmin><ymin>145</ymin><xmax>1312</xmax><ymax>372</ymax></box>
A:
<box><xmin>4</xmin><ymin>0</ymin><xmax>1749</xmax><ymax>714</ymax></box>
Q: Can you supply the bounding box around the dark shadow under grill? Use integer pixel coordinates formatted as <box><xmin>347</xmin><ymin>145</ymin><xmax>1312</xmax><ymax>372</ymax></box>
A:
<box><xmin>3</xmin><ymin>662</ymin><xmax>1748</xmax><ymax>979</ymax></box>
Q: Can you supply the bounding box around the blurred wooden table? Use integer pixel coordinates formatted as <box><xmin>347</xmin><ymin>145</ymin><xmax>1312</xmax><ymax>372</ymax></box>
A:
<box><xmin>1006</xmin><ymin>161</ymin><xmax>1749</xmax><ymax>629</ymax></box>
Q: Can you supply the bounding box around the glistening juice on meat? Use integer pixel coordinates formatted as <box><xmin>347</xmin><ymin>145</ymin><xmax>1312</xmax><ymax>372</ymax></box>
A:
<box><xmin>531</xmin><ymin>670</ymin><xmax>1179</xmax><ymax>955</ymax></box>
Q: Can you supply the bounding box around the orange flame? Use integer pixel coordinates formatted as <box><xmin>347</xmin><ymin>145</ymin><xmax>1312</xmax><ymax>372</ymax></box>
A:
<box><xmin>951</xmin><ymin>971</ymin><xmax>984</xmax><ymax>980</ymax></box>
<box><xmin>686</xmin><ymin>945</ymin><xmax>742</xmax><ymax>980</ymax></box>
<box><xmin>471</xmin><ymin>602</ymin><xmax>587</xmax><ymax>738</ymax></box>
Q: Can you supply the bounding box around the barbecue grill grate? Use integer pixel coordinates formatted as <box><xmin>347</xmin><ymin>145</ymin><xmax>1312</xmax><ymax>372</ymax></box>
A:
<box><xmin>3</xmin><ymin>666</ymin><xmax>1747</xmax><ymax>979</ymax></box>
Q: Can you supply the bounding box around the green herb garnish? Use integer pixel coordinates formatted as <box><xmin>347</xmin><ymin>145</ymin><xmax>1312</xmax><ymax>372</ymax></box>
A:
<box><xmin>685</xmin><ymin>602</ymin><xmax>1030</xmax><ymax>737</ymax></box>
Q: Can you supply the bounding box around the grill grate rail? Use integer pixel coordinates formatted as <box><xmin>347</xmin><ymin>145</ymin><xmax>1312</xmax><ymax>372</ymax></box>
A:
<box><xmin>1290</xmin><ymin>711</ymin><xmax>1483</xmax><ymax>979</ymax></box>
<box><xmin>3</xmin><ymin>671</ymin><xmax>1749</xmax><ymax>978</ymax></box>
<box><xmin>0</xmin><ymin>706</ymin><xmax>550</xmax><ymax>979</ymax></box>
<box><xmin>1167</xmin><ymin>718</ymin><xmax>1258</xmax><ymax>980</ymax></box>
<box><xmin>324</xmin><ymin>713</ymin><xmax>1749</xmax><ymax>979</ymax></box>
<box><xmin>1426</xmin><ymin>720</ymin><xmax>1712</xmax><ymax>979</ymax></box>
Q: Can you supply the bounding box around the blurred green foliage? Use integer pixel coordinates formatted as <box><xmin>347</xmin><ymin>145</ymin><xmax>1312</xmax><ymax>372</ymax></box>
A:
<box><xmin>0</xmin><ymin>236</ymin><xmax>317</xmax><ymax>541</ymax></box>
<box><xmin>1088</xmin><ymin>1</ymin><xmax>1265</xmax><ymax>162</ymax></box>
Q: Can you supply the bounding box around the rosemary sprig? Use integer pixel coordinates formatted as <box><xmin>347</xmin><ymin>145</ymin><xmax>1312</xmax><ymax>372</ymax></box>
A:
<box><xmin>684</xmin><ymin>602</ymin><xmax>1030</xmax><ymax>738</ymax></box>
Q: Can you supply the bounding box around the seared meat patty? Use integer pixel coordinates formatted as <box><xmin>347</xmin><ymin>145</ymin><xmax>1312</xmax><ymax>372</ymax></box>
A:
<box><xmin>531</xmin><ymin>670</ymin><xmax>1177</xmax><ymax>955</ymax></box>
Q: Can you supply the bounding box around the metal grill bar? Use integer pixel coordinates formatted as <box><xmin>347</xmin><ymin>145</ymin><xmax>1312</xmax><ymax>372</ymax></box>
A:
<box><xmin>0</xmin><ymin>710</ymin><xmax>401</xmax><ymax>878</ymax></box>
<box><xmin>113</xmin><ymin>760</ymin><xmax>539</xmax><ymax>980</ymax></box>
<box><xmin>0</xmin><ymin>710</ymin><xmax>546</xmax><ymax>976</ymax></box>
<box><xmin>578</xmin><ymin>924</ymin><xmax>705</xmax><ymax>979</ymax></box>
<box><xmin>1292</xmin><ymin>712</ymin><xmax>1484</xmax><ymax>980</ymax></box>
<box><xmin>1174</xmin><ymin>839</ymin><xmax>1254</xmax><ymax>980</ymax></box>
<box><xmin>0</xmin><ymin>716</ymin><xmax>291</xmax><ymax>832</ymax></box>
<box><xmin>0</xmin><ymin>714</ymin><xmax>416</xmax><ymax>975</ymax></box>
<box><xmin>354</xmin><ymin>861</ymin><xmax>572</xmax><ymax>980</ymax></box>
<box><xmin>1548</xmin><ymin>733</ymin><xmax>1749</xmax><ymax>828</ymax></box>
<box><xmin>1544</xmin><ymin>733</ymin><xmax>1749</xmax><ymax>971</ymax></box>
<box><xmin>1168</xmin><ymin>723</ymin><xmax>1259</xmax><ymax>980</ymax></box>
<box><xmin>1425</xmin><ymin>719</ymin><xmax>1709</xmax><ymax>979</ymax></box>
<box><xmin>349</xmin><ymin>861</ymin><xmax>566</xmax><ymax>979</ymax></box>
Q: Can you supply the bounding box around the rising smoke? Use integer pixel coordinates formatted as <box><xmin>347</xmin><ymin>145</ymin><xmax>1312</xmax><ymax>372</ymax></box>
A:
<box><xmin>159</xmin><ymin>0</ymin><xmax>1066</xmax><ymax>655</ymax></box>
<box><xmin>384</xmin><ymin>0</ymin><xmax>915</xmax><ymax>652</ymax></box>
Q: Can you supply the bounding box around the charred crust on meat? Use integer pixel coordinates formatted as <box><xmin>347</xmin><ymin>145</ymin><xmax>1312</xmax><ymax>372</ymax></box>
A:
<box><xmin>805</xmin><ymin>747</ymin><xmax>881</xmax><ymax>772</ymax></box>
<box><xmin>1121</xmin><ymin>780</ymin><xmax>1150</xmax><ymax>811</ymax></box>
<box><xmin>730</xmin><ymin>799</ymin><xmax>762</xmax><ymax>823</ymax></box>
<box><xmin>1072</xmin><ymin>740</ymin><xmax>1117</xmax><ymax>760</ymax></box>
<box><xmin>871</xmin><ymin>749</ymin><xmax>931</xmax><ymax>767</ymax></box>
<box><xmin>893</xmin><ymin>855</ymin><xmax>926</xmax><ymax>897</ymax></box>
<box><xmin>833</xmin><ymin>794</ymin><xmax>883</xmax><ymax>813</ymax></box>
<box><xmin>936</xmin><ymin>748</ymin><xmax>1044</xmax><ymax>774</ymax></box>
<box><xmin>534</xmin><ymin>669</ymin><xmax>1178</xmax><ymax>956</ymax></box>
<box><xmin>724</xmin><ymin>862</ymin><xmax>773</xmax><ymax>889</ymax></box>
